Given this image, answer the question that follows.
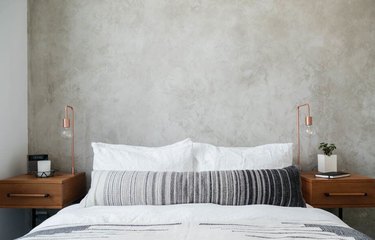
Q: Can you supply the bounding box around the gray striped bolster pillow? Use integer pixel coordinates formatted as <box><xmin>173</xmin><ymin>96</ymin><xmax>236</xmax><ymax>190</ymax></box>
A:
<box><xmin>83</xmin><ymin>165</ymin><xmax>305</xmax><ymax>207</ymax></box>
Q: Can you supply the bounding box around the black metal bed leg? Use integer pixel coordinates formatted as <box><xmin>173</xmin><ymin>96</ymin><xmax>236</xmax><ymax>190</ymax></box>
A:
<box><xmin>338</xmin><ymin>208</ymin><xmax>343</xmax><ymax>220</ymax></box>
<box><xmin>31</xmin><ymin>209</ymin><xmax>36</xmax><ymax>228</ymax></box>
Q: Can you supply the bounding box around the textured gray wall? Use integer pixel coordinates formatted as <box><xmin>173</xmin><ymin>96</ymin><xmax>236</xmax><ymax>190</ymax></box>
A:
<box><xmin>28</xmin><ymin>0</ymin><xmax>375</xmax><ymax>237</ymax></box>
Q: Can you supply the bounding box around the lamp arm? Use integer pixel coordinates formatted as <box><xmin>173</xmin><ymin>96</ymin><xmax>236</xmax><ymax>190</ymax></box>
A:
<box><xmin>64</xmin><ymin>105</ymin><xmax>73</xmax><ymax>118</ymax></box>
<box><xmin>297</xmin><ymin>103</ymin><xmax>311</xmax><ymax>116</ymax></box>
<box><xmin>71</xmin><ymin>107</ymin><xmax>75</xmax><ymax>175</ymax></box>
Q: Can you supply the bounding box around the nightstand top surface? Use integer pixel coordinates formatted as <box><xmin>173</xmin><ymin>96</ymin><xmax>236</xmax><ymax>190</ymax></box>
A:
<box><xmin>301</xmin><ymin>171</ymin><xmax>375</xmax><ymax>183</ymax></box>
<box><xmin>0</xmin><ymin>172</ymin><xmax>85</xmax><ymax>184</ymax></box>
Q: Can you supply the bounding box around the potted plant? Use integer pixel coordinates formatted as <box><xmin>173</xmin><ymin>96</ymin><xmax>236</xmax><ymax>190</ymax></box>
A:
<box><xmin>318</xmin><ymin>142</ymin><xmax>337</xmax><ymax>172</ymax></box>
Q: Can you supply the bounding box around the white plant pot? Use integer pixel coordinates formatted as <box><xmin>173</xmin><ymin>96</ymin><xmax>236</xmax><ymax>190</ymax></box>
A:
<box><xmin>318</xmin><ymin>154</ymin><xmax>337</xmax><ymax>172</ymax></box>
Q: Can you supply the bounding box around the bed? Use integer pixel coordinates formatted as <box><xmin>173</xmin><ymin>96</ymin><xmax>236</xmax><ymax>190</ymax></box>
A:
<box><xmin>19</xmin><ymin>139</ymin><xmax>372</xmax><ymax>240</ymax></box>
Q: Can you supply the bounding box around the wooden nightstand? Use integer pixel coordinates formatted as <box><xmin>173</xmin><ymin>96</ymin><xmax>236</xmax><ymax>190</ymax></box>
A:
<box><xmin>301</xmin><ymin>172</ymin><xmax>375</xmax><ymax>219</ymax></box>
<box><xmin>0</xmin><ymin>172</ymin><xmax>86</xmax><ymax>227</ymax></box>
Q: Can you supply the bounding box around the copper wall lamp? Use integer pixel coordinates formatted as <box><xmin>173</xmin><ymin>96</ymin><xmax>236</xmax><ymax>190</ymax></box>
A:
<box><xmin>296</xmin><ymin>103</ymin><xmax>315</xmax><ymax>171</ymax></box>
<box><xmin>61</xmin><ymin>105</ymin><xmax>75</xmax><ymax>175</ymax></box>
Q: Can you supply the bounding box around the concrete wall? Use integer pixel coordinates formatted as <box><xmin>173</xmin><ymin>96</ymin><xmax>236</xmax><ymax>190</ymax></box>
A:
<box><xmin>28</xmin><ymin>0</ymin><xmax>375</xmax><ymax>237</ymax></box>
<box><xmin>0</xmin><ymin>0</ymin><xmax>29</xmax><ymax>239</ymax></box>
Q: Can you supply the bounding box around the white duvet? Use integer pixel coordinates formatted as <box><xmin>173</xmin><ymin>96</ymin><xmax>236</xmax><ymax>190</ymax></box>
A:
<box><xmin>34</xmin><ymin>204</ymin><xmax>342</xmax><ymax>231</ymax></box>
<box><xmin>21</xmin><ymin>204</ymin><xmax>370</xmax><ymax>240</ymax></box>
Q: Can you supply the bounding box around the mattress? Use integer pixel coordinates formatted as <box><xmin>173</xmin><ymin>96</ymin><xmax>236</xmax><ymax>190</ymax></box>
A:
<box><xmin>20</xmin><ymin>203</ymin><xmax>371</xmax><ymax>239</ymax></box>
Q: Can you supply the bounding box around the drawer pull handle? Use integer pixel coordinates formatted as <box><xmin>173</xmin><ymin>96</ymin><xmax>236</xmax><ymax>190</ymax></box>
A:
<box><xmin>324</xmin><ymin>192</ymin><xmax>367</xmax><ymax>197</ymax></box>
<box><xmin>7</xmin><ymin>193</ymin><xmax>50</xmax><ymax>198</ymax></box>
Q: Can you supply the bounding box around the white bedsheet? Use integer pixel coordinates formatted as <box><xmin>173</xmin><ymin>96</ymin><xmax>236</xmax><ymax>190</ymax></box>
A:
<box><xmin>32</xmin><ymin>203</ymin><xmax>344</xmax><ymax>233</ymax></box>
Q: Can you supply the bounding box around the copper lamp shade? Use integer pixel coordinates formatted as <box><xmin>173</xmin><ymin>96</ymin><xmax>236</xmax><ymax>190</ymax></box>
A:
<box><xmin>63</xmin><ymin>118</ymin><xmax>70</xmax><ymax>128</ymax></box>
<box><xmin>305</xmin><ymin>116</ymin><xmax>313</xmax><ymax>126</ymax></box>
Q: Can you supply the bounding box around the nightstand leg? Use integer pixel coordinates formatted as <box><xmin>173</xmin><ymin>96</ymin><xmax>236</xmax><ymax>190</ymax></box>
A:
<box><xmin>31</xmin><ymin>209</ymin><xmax>36</xmax><ymax>228</ymax></box>
<box><xmin>338</xmin><ymin>208</ymin><xmax>343</xmax><ymax>220</ymax></box>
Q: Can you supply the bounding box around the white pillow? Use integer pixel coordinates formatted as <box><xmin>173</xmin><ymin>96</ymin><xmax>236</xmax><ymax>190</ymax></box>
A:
<box><xmin>193</xmin><ymin>142</ymin><xmax>293</xmax><ymax>171</ymax></box>
<box><xmin>92</xmin><ymin>139</ymin><xmax>194</xmax><ymax>171</ymax></box>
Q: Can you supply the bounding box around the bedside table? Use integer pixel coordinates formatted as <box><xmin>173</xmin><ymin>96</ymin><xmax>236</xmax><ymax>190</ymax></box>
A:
<box><xmin>301</xmin><ymin>172</ymin><xmax>375</xmax><ymax>219</ymax></box>
<box><xmin>0</xmin><ymin>172</ymin><xmax>86</xmax><ymax>227</ymax></box>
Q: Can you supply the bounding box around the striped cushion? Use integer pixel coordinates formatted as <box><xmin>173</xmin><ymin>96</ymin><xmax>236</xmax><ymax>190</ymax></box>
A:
<box><xmin>83</xmin><ymin>166</ymin><xmax>305</xmax><ymax>207</ymax></box>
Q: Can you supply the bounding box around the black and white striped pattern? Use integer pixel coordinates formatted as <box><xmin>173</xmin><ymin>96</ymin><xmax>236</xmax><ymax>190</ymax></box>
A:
<box><xmin>84</xmin><ymin>166</ymin><xmax>305</xmax><ymax>207</ymax></box>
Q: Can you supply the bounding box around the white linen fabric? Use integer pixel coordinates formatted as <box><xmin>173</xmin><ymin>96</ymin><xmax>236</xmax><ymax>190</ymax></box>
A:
<box><xmin>23</xmin><ymin>204</ymin><xmax>368</xmax><ymax>240</ymax></box>
<box><xmin>193</xmin><ymin>142</ymin><xmax>293</xmax><ymax>171</ymax></box>
<box><xmin>92</xmin><ymin>138</ymin><xmax>194</xmax><ymax>171</ymax></box>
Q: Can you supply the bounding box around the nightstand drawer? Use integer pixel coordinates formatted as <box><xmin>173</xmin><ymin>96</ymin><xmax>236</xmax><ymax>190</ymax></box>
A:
<box><xmin>0</xmin><ymin>183</ymin><xmax>61</xmax><ymax>208</ymax></box>
<box><xmin>0</xmin><ymin>172</ymin><xmax>86</xmax><ymax>209</ymax></box>
<box><xmin>310</xmin><ymin>182</ymin><xmax>375</xmax><ymax>207</ymax></box>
